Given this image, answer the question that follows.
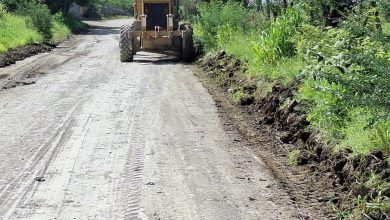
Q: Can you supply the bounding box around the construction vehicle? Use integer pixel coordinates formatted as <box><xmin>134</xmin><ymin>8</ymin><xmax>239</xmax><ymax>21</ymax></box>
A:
<box><xmin>120</xmin><ymin>0</ymin><xmax>196</xmax><ymax>62</ymax></box>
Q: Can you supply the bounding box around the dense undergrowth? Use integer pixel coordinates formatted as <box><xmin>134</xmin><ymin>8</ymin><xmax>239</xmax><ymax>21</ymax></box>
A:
<box><xmin>0</xmin><ymin>1</ymin><xmax>87</xmax><ymax>53</ymax></box>
<box><xmin>192</xmin><ymin>0</ymin><xmax>390</xmax><ymax>218</ymax></box>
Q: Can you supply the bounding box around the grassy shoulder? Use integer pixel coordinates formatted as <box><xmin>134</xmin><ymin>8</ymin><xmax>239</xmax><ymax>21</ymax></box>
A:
<box><xmin>0</xmin><ymin>9</ymin><xmax>87</xmax><ymax>53</ymax></box>
<box><xmin>0</xmin><ymin>12</ymin><xmax>43</xmax><ymax>53</ymax></box>
<box><xmin>194</xmin><ymin>1</ymin><xmax>390</xmax><ymax>218</ymax></box>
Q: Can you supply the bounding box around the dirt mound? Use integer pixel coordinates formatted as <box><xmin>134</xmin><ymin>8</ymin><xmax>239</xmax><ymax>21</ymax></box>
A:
<box><xmin>0</xmin><ymin>43</ymin><xmax>55</xmax><ymax>68</ymax></box>
<box><xmin>199</xmin><ymin>50</ymin><xmax>390</xmax><ymax>219</ymax></box>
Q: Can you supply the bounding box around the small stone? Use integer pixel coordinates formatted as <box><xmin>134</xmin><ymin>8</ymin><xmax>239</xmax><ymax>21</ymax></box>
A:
<box><xmin>35</xmin><ymin>176</ymin><xmax>45</xmax><ymax>182</ymax></box>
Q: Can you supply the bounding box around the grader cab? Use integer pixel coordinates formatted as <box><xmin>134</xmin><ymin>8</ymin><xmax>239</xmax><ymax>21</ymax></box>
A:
<box><xmin>120</xmin><ymin>0</ymin><xmax>196</xmax><ymax>62</ymax></box>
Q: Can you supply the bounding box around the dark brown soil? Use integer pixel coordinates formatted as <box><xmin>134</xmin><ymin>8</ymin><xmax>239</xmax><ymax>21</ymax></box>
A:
<box><xmin>196</xmin><ymin>50</ymin><xmax>390</xmax><ymax>219</ymax></box>
<box><xmin>0</xmin><ymin>43</ymin><xmax>55</xmax><ymax>68</ymax></box>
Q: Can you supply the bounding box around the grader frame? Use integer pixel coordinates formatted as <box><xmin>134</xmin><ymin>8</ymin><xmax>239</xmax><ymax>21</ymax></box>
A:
<box><xmin>120</xmin><ymin>0</ymin><xmax>195</xmax><ymax>62</ymax></box>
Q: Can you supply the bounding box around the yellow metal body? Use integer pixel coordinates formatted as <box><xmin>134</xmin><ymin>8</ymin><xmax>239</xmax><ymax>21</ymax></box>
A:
<box><xmin>131</xmin><ymin>0</ymin><xmax>182</xmax><ymax>51</ymax></box>
<box><xmin>134</xmin><ymin>0</ymin><xmax>173</xmax><ymax>20</ymax></box>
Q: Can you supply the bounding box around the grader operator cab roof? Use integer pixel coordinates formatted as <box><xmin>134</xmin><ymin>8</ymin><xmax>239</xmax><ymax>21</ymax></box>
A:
<box><xmin>119</xmin><ymin>0</ymin><xmax>195</xmax><ymax>62</ymax></box>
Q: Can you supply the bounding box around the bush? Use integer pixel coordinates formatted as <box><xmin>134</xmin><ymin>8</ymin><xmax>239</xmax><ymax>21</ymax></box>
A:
<box><xmin>16</xmin><ymin>1</ymin><xmax>53</xmax><ymax>40</ymax></box>
<box><xmin>196</xmin><ymin>0</ymin><xmax>247</xmax><ymax>50</ymax></box>
<box><xmin>252</xmin><ymin>7</ymin><xmax>304</xmax><ymax>65</ymax></box>
<box><xmin>51</xmin><ymin>12</ymin><xmax>70</xmax><ymax>42</ymax></box>
<box><xmin>180</xmin><ymin>0</ymin><xmax>198</xmax><ymax>22</ymax></box>
<box><xmin>299</xmin><ymin>21</ymin><xmax>390</xmax><ymax>154</ymax></box>
<box><xmin>379</xmin><ymin>0</ymin><xmax>390</xmax><ymax>21</ymax></box>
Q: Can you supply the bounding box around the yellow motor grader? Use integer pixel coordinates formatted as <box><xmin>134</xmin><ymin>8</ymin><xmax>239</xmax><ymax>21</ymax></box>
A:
<box><xmin>120</xmin><ymin>0</ymin><xmax>195</xmax><ymax>62</ymax></box>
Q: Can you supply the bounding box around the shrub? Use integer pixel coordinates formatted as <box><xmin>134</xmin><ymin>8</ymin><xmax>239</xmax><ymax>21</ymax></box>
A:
<box><xmin>299</xmin><ymin>19</ymin><xmax>390</xmax><ymax>155</ymax></box>
<box><xmin>379</xmin><ymin>0</ymin><xmax>390</xmax><ymax>21</ymax></box>
<box><xmin>16</xmin><ymin>1</ymin><xmax>53</xmax><ymax>40</ymax></box>
<box><xmin>196</xmin><ymin>0</ymin><xmax>247</xmax><ymax>50</ymax></box>
<box><xmin>252</xmin><ymin>7</ymin><xmax>304</xmax><ymax>65</ymax></box>
<box><xmin>51</xmin><ymin>12</ymin><xmax>70</xmax><ymax>42</ymax></box>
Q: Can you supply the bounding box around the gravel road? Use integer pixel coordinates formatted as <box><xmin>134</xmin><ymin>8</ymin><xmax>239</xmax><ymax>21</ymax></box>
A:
<box><xmin>0</xmin><ymin>19</ymin><xmax>298</xmax><ymax>220</ymax></box>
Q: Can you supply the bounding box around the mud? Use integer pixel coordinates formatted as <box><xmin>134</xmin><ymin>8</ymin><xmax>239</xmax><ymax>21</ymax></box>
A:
<box><xmin>0</xmin><ymin>43</ymin><xmax>56</xmax><ymax>68</ymax></box>
<box><xmin>198</xmin><ymin>50</ymin><xmax>390</xmax><ymax>219</ymax></box>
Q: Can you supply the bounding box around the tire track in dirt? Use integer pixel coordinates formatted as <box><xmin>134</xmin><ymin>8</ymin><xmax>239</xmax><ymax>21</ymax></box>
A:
<box><xmin>0</xmin><ymin>101</ymin><xmax>84</xmax><ymax>218</ymax></box>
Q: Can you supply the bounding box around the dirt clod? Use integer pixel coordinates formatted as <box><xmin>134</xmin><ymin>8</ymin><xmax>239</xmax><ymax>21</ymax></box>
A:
<box><xmin>34</xmin><ymin>177</ymin><xmax>46</xmax><ymax>182</ymax></box>
<box><xmin>0</xmin><ymin>43</ymin><xmax>55</xmax><ymax>68</ymax></box>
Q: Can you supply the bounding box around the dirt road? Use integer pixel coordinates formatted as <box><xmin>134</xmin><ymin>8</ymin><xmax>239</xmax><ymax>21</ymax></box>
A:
<box><xmin>0</xmin><ymin>19</ymin><xmax>298</xmax><ymax>219</ymax></box>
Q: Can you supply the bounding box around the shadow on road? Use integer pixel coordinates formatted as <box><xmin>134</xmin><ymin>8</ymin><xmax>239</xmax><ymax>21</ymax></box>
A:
<box><xmin>132</xmin><ymin>52</ymin><xmax>185</xmax><ymax>65</ymax></box>
<box><xmin>85</xmin><ymin>26</ymin><xmax>120</xmax><ymax>36</ymax></box>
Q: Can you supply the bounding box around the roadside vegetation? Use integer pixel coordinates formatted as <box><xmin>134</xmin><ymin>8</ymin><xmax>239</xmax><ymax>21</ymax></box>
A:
<box><xmin>0</xmin><ymin>0</ymin><xmax>133</xmax><ymax>54</ymax></box>
<box><xmin>184</xmin><ymin>0</ymin><xmax>390</xmax><ymax>218</ymax></box>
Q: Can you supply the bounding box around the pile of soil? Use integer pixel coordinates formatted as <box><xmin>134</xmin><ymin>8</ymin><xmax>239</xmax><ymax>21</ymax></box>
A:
<box><xmin>0</xmin><ymin>43</ymin><xmax>55</xmax><ymax>68</ymax></box>
<box><xmin>198</xmin><ymin>50</ymin><xmax>390</xmax><ymax>219</ymax></box>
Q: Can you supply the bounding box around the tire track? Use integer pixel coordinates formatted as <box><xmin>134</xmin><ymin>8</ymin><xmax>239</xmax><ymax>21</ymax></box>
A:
<box><xmin>0</xmin><ymin>101</ymin><xmax>85</xmax><ymax>219</ymax></box>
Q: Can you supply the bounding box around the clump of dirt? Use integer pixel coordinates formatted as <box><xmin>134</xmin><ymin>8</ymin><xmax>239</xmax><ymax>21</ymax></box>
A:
<box><xmin>0</xmin><ymin>43</ymin><xmax>55</xmax><ymax>68</ymax></box>
<box><xmin>199</xmin><ymin>50</ymin><xmax>390</xmax><ymax>219</ymax></box>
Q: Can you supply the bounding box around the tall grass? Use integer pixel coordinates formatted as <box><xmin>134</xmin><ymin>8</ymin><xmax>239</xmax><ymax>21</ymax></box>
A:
<box><xmin>0</xmin><ymin>12</ymin><xmax>43</xmax><ymax>53</ymax></box>
<box><xmin>252</xmin><ymin>7</ymin><xmax>303</xmax><ymax>65</ymax></box>
<box><xmin>0</xmin><ymin>5</ymin><xmax>86</xmax><ymax>53</ymax></box>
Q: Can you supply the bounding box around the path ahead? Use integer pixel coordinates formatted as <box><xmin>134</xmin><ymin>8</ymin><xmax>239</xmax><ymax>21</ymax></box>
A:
<box><xmin>0</xmin><ymin>19</ymin><xmax>297</xmax><ymax>220</ymax></box>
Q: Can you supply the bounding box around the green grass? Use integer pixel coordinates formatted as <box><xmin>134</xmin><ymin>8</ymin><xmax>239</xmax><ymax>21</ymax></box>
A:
<box><xmin>250</xmin><ymin>56</ymin><xmax>304</xmax><ymax>84</ymax></box>
<box><xmin>288</xmin><ymin>149</ymin><xmax>301</xmax><ymax>165</ymax></box>
<box><xmin>0</xmin><ymin>13</ymin><xmax>43</xmax><ymax>53</ymax></box>
<box><xmin>383</xmin><ymin>21</ymin><xmax>390</xmax><ymax>35</ymax></box>
<box><xmin>0</xmin><ymin>11</ymin><xmax>87</xmax><ymax>53</ymax></box>
<box><xmin>217</xmin><ymin>31</ymin><xmax>256</xmax><ymax>62</ymax></box>
<box><xmin>51</xmin><ymin>20</ymin><xmax>71</xmax><ymax>42</ymax></box>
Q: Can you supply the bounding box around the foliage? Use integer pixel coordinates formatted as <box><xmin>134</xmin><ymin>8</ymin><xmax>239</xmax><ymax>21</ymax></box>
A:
<box><xmin>0</xmin><ymin>11</ymin><xmax>43</xmax><ymax>53</ymax></box>
<box><xmin>0</xmin><ymin>3</ymin><xmax>5</xmax><ymax>18</ymax></box>
<box><xmin>301</xmin><ymin>28</ymin><xmax>389</xmax><ymax>116</ymax></box>
<box><xmin>251</xmin><ymin>7</ymin><xmax>304</xmax><ymax>65</ymax></box>
<box><xmin>180</xmin><ymin>0</ymin><xmax>199</xmax><ymax>22</ymax></box>
<box><xmin>288</xmin><ymin>149</ymin><xmax>300</xmax><ymax>165</ymax></box>
<box><xmin>15</xmin><ymin>0</ymin><xmax>53</xmax><ymax>40</ymax></box>
<box><xmin>196</xmin><ymin>0</ymin><xmax>248</xmax><ymax>50</ymax></box>
<box><xmin>194</xmin><ymin>1</ymin><xmax>390</xmax><ymax>216</ymax></box>
<box><xmin>0</xmin><ymin>1</ymin><xmax>87</xmax><ymax>53</ymax></box>
<box><xmin>379</xmin><ymin>0</ymin><xmax>390</xmax><ymax>21</ymax></box>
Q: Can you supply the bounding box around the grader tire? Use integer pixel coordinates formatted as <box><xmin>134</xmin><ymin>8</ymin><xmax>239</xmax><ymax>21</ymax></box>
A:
<box><xmin>120</xmin><ymin>25</ymin><xmax>134</xmax><ymax>62</ymax></box>
<box><xmin>181</xmin><ymin>26</ymin><xmax>195</xmax><ymax>62</ymax></box>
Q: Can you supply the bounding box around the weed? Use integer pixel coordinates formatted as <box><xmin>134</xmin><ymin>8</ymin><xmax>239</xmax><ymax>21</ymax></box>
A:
<box><xmin>16</xmin><ymin>0</ymin><xmax>53</xmax><ymax>40</ymax></box>
<box><xmin>288</xmin><ymin>149</ymin><xmax>300</xmax><ymax>165</ymax></box>
<box><xmin>232</xmin><ymin>89</ymin><xmax>245</xmax><ymax>104</ymax></box>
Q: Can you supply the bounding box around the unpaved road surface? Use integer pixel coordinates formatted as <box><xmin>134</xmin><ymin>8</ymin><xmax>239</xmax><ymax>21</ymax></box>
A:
<box><xmin>0</xmin><ymin>20</ymin><xmax>298</xmax><ymax>219</ymax></box>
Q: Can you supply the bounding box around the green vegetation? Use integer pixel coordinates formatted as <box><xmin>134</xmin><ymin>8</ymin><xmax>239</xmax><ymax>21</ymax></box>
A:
<box><xmin>189</xmin><ymin>0</ymin><xmax>390</xmax><ymax>217</ymax></box>
<box><xmin>0</xmin><ymin>10</ymin><xmax>42</xmax><ymax>53</ymax></box>
<box><xmin>0</xmin><ymin>1</ymin><xmax>88</xmax><ymax>53</ymax></box>
<box><xmin>0</xmin><ymin>0</ymin><xmax>131</xmax><ymax>53</ymax></box>
<box><xmin>288</xmin><ymin>149</ymin><xmax>300</xmax><ymax>165</ymax></box>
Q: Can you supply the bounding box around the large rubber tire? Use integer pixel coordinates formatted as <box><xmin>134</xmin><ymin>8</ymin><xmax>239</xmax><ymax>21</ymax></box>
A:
<box><xmin>181</xmin><ymin>25</ymin><xmax>195</xmax><ymax>62</ymax></box>
<box><xmin>120</xmin><ymin>25</ymin><xmax>134</xmax><ymax>62</ymax></box>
